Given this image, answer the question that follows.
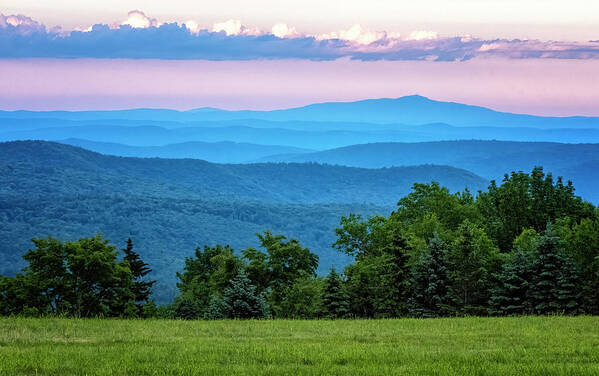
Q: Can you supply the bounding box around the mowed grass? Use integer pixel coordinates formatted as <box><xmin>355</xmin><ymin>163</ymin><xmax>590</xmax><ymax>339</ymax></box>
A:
<box><xmin>0</xmin><ymin>317</ymin><xmax>598</xmax><ymax>375</ymax></box>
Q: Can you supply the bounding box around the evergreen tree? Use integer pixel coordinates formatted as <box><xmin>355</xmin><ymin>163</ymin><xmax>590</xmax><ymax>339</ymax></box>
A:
<box><xmin>408</xmin><ymin>234</ymin><xmax>451</xmax><ymax>318</ymax></box>
<box><xmin>220</xmin><ymin>270</ymin><xmax>269</xmax><ymax>319</ymax></box>
<box><xmin>378</xmin><ymin>233</ymin><xmax>412</xmax><ymax>317</ymax></box>
<box><xmin>321</xmin><ymin>268</ymin><xmax>350</xmax><ymax>319</ymax></box>
<box><xmin>122</xmin><ymin>238</ymin><xmax>155</xmax><ymax>311</ymax></box>
<box><xmin>528</xmin><ymin>225</ymin><xmax>581</xmax><ymax>314</ymax></box>
<box><xmin>555</xmin><ymin>256</ymin><xmax>582</xmax><ymax>314</ymax></box>
<box><xmin>173</xmin><ymin>293</ymin><xmax>202</xmax><ymax>320</ymax></box>
<box><xmin>448</xmin><ymin>221</ymin><xmax>503</xmax><ymax>315</ymax></box>
<box><xmin>489</xmin><ymin>249</ymin><xmax>533</xmax><ymax>315</ymax></box>
<box><xmin>203</xmin><ymin>295</ymin><xmax>227</xmax><ymax>320</ymax></box>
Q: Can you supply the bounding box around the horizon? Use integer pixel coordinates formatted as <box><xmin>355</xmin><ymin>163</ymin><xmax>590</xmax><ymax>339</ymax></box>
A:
<box><xmin>2</xmin><ymin>94</ymin><xmax>599</xmax><ymax>119</ymax></box>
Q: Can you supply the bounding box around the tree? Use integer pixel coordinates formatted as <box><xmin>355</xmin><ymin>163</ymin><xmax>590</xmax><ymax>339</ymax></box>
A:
<box><xmin>321</xmin><ymin>268</ymin><xmax>350</xmax><ymax>319</ymax></box>
<box><xmin>65</xmin><ymin>235</ymin><xmax>135</xmax><ymax>318</ymax></box>
<box><xmin>557</xmin><ymin>217</ymin><xmax>599</xmax><ymax>313</ymax></box>
<box><xmin>122</xmin><ymin>238</ymin><xmax>155</xmax><ymax>313</ymax></box>
<box><xmin>477</xmin><ymin>167</ymin><xmax>594</xmax><ymax>252</ymax></box>
<box><xmin>243</xmin><ymin>232</ymin><xmax>318</xmax><ymax>317</ymax></box>
<box><xmin>448</xmin><ymin>221</ymin><xmax>504</xmax><ymax>315</ymax></box>
<box><xmin>489</xmin><ymin>249</ymin><xmax>533</xmax><ymax>316</ymax></box>
<box><xmin>378</xmin><ymin>233</ymin><xmax>412</xmax><ymax>316</ymax></box>
<box><xmin>176</xmin><ymin>245</ymin><xmax>241</xmax><ymax>316</ymax></box>
<box><xmin>19</xmin><ymin>237</ymin><xmax>69</xmax><ymax>315</ymax></box>
<box><xmin>2</xmin><ymin>235</ymin><xmax>138</xmax><ymax>318</ymax></box>
<box><xmin>393</xmin><ymin>182</ymin><xmax>479</xmax><ymax>234</ymax></box>
<box><xmin>528</xmin><ymin>225</ymin><xmax>581</xmax><ymax>315</ymax></box>
<box><xmin>219</xmin><ymin>270</ymin><xmax>269</xmax><ymax>319</ymax></box>
<box><xmin>278</xmin><ymin>277</ymin><xmax>324</xmax><ymax>319</ymax></box>
<box><xmin>173</xmin><ymin>293</ymin><xmax>202</xmax><ymax>320</ymax></box>
<box><xmin>409</xmin><ymin>234</ymin><xmax>451</xmax><ymax>318</ymax></box>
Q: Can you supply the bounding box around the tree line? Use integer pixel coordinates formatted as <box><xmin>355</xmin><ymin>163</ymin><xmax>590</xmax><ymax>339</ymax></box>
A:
<box><xmin>1</xmin><ymin>167</ymin><xmax>598</xmax><ymax>318</ymax></box>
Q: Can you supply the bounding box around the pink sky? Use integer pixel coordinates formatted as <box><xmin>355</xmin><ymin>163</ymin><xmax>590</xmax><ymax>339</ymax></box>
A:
<box><xmin>2</xmin><ymin>57</ymin><xmax>599</xmax><ymax>116</ymax></box>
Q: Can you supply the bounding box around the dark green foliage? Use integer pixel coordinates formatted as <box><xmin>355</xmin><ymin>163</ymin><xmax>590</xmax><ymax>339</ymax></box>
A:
<box><xmin>175</xmin><ymin>245</ymin><xmax>242</xmax><ymax>317</ymax></box>
<box><xmin>204</xmin><ymin>295</ymin><xmax>228</xmax><ymax>320</ymax></box>
<box><xmin>0</xmin><ymin>235</ymin><xmax>143</xmax><ymax>318</ymax></box>
<box><xmin>343</xmin><ymin>231</ymin><xmax>412</xmax><ymax>318</ymax></box>
<box><xmin>219</xmin><ymin>270</ymin><xmax>269</xmax><ymax>319</ymax></box>
<box><xmin>379</xmin><ymin>233</ymin><xmax>412</xmax><ymax>316</ymax></box>
<box><xmin>0</xmin><ymin>140</ymin><xmax>406</xmax><ymax>303</ymax></box>
<box><xmin>122</xmin><ymin>239</ymin><xmax>155</xmax><ymax>313</ymax></box>
<box><xmin>489</xmin><ymin>249</ymin><xmax>533</xmax><ymax>315</ymax></box>
<box><xmin>394</xmin><ymin>182</ymin><xmax>479</xmax><ymax>233</ymax></box>
<box><xmin>528</xmin><ymin>225</ymin><xmax>581</xmax><ymax>315</ymax></box>
<box><xmin>477</xmin><ymin>167</ymin><xmax>594</xmax><ymax>252</ymax></box>
<box><xmin>243</xmin><ymin>232</ymin><xmax>318</xmax><ymax>317</ymax></box>
<box><xmin>321</xmin><ymin>269</ymin><xmax>350</xmax><ymax>319</ymax></box>
<box><xmin>408</xmin><ymin>234</ymin><xmax>451</xmax><ymax>318</ymax></box>
<box><xmin>447</xmin><ymin>221</ymin><xmax>504</xmax><ymax>315</ymax></box>
<box><xmin>173</xmin><ymin>294</ymin><xmax>202</xmax><ymax>320</ymax></box>
<box><xmin>277</xmin><ymin>277</ymin><xmax>324</xmax><ymax>319</ymax></box>
<box><xmin>2</xmin><ymin>159</ymin><xmax>598</xmax><ymax>319</ymax></box>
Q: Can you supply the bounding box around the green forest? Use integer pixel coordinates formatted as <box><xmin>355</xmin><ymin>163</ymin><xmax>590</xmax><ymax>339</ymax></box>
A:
<box><xmin>0</xmin><ymin>140</ymin><xmax>488</xmax><ymax>302</ymax></box>
<box><xmin>2</xmin><ymin>166</ymin><xmax>598</xmax><ymax>319</ymax></box>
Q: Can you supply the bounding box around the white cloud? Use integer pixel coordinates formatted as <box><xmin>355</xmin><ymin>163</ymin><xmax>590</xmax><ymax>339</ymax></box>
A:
<box><xmin>120</xmin><ymin>10</ymin><xmax>158</xmax><ymax>29</ymax></box>
<box><xmin>406</xmin><ymin>30</ymin><xmax>439</xmax><ymax>41</ymax></box>
<box><xmin>272</xmin><ymin>23</ymin><xmax>299</xmax><ymax>38</ymax></box>
<box><xmin>318</xmin><ymin>24</ymin><xmax>390</xmax><ymax>45</ymax></box>
<box><xmin>0</xmin><ymin>13</ymin><xmax>44</xmax><ymax>34</ymax></box>
<box><xmin>212</xmin><ymin>19</ymin><xmax>262</xmax><ymax>36</ymax></box>
<box><xmin>213</xmin><ymin>19</ymin><xmax>242</xmax><ymax>35</ymax></box>
<box><xmin>184</xmin><ymin>20</ymin><xmax>202</xmax><ymax>34</ymax></box>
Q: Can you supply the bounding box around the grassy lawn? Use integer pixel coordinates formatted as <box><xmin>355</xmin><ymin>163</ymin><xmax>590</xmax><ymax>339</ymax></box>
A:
<box><xmin>0</xmin><ymin>316</ymin><xmax>598</xmax><ymax>375</ymax></box>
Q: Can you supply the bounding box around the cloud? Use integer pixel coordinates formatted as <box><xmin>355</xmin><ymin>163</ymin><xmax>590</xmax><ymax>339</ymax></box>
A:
<box><xmin>406</xmin><ymin>30</ymin><xmax>439</xmax><ymax>41</ymax></box>
<box><xmin>1</xmin><ymin>12</ymin><xmax>599</xmax><ymax>61</ymax></box>
<box><xmin>317</xmin><ymin>24</ymin><xmax>390</xmax><ymax>45</ymax></box>
<box><xmin>272</xmin><ymin>23</ymin><xmax>299</xmax><ymax>38</ymax></box>
<box><xmin>120</xmin><ymin>10</ymin><xmax>158</xmax><ymax>29</ymax></box>
<box><xmin>0</xmin><ymin>13</ymin><xmax>45</xmax><ymax>34</ymax></box>
<box><xmin>212</xmin><ymin>19</ymin><xmax>262</xmax><ymax>36</ymax></box>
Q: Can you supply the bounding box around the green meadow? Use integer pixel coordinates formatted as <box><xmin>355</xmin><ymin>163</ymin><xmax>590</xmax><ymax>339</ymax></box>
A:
<box><xmin>1</xmin><ymin>316</ymin><xmax>598</xmax><ymax>375</ymax></box>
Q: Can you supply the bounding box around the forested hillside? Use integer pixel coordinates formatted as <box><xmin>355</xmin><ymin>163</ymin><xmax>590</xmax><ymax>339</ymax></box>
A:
<box><xmin>59</xmin><ymin>139</ymin><xmax>312</xmax><ymax>163</ymax></box>
<box><xmin>0</xmin><ymin>141</ymin><xmax>487</xmax><ymax>301</ymax></box>
<box><xmin>261</xmin><ymin>141</ymin><xmax>599</xmax><ymax>203</ymax></box>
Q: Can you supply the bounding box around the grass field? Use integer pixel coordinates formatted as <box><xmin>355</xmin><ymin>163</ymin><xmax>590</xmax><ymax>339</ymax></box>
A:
<box><xmin>0</xmin><ymin>317</ymin><xmax>598</xmax><ymax>375</ymax></box>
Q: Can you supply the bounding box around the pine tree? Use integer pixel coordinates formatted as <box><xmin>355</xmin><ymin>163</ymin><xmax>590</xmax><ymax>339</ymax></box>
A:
<box><xmin>555</xmin><ymin>255</ymin><xmax>582</xmax><ymax>314</ymax></box>
<box><xmin>321</xmin><ymin>268</ymin><xmax>350</xmax><ymax>319</ymax></box>
<box><xmin>173</xmin><ymin>294</ymin><xmax>202</xmax><ymax>320</ymax></box>
<box><xmin>378</xmin><ymin>233</ymin><xmax>412</xmax><ymax>317</ymax></box>
<box><xmin>221</xmin><ymin>270</ymin><xmax>269</xmax><ymax>319</ymax></box>
<box><xmin>204</xmin><ymin>295</ymin><xmax>227</xmax><ymax>320</ymax></box>
<box><xmin>448</xmin><ymin>221</ymin><xmax>502</xmax><ymax>315</ymax></box>
<box><xmin>489</xmin><ymin>249</ymin><xmax>533</xmax><ymax>315</ymax></box>
<box><xmin>528</xmin><ymin>225</ymin><xmax>581</xmax><ymax>314</ymax></box>
<box><xmin>122</xmin><ymin>238</ymin><xmax>155</xmax><ymax>310</ymax></box>
<box><xmin>408</xmin><ymin>234</ymin><xmax>451</xmax><ymax>318</ymax></box>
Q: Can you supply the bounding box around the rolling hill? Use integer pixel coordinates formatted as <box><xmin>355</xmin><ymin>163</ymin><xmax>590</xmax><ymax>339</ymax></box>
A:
<box><xmin>259</xmin><ymin>140</ymin><xmax>599</xmax><ymax>203</ymax></box>
<box><xmin>2</xmin><ymin>122</ymin><xmax>599</xmax><ymax>151</ymax></box>
<box><xmin>0</xmin><ymin>141</ymin><xmax>488</xmax><ymax>301</ymax></box>
<box><xmin>59</xmin><ymin>139</ymin><xmax>312</xmax><ymax>163</ymax></box>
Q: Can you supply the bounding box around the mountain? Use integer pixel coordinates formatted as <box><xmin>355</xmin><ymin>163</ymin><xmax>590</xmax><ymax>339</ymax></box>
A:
<box><xmin>2</xmin><ymin>95</ymin><xmax>599</xmax><ymax>129</ymax></box>
<box><xmin>0</xmin><ymin>141</ymin><xmax>488</xmax><ymax>301</ymax></box>
<box><xmin>259</xmin><ymin>140</ymin><xmax>599</xmax><ymax>203</ymax></box>
<box><xmin>59</xmin><ymin>139</ymin><xmax>313</xmax><ymax>163</ymax></box>
<box><xmin>3</xmin><ymin>123</ymin><xmax>599</xmax><ymax>151</ymax></box>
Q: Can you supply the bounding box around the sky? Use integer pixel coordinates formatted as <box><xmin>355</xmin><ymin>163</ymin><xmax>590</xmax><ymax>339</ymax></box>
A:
<box><xmin>1</xmin><ymin>1</ymin><xmax>599</xmax><ymax>115</ymax></box>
